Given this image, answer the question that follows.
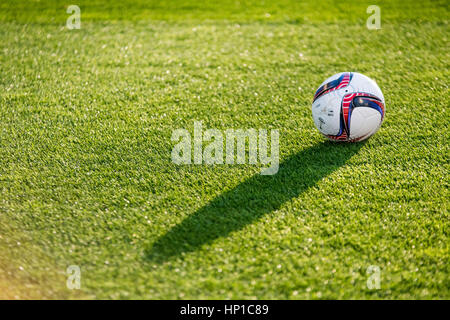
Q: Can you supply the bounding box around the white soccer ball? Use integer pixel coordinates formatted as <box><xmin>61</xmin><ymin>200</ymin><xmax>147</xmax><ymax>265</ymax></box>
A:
<box><xmin>311</xmin><ymin>72</ymin><xmax>385</xmax><ymax>142</ymax></box>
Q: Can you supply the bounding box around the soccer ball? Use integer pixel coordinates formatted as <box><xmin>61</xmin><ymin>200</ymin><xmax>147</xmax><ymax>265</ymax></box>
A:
<box><xmin>312</xmin><ymin>72</ymin><xmax>385</xmax><ymax>142</ymax></box>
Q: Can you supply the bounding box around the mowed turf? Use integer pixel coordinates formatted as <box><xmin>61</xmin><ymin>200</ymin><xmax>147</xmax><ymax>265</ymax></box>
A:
<box><xmin>0</xmin><ymin>1</ymin><xmax>448</xmax><ymax>299</ymax></box>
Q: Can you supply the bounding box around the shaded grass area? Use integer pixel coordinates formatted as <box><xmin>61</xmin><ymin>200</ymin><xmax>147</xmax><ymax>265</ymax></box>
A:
<box><xmin>0</xmin><ymin>0</ymin><xmax>448</xmax><ymax>23</ymax></box>
<box><xmin>0</xmin><ymin>0</ymin><xmax>449</xmax><ymax>299</ymax></box>
<box><xmin>147</xmin><ymin>142</ymin><xmax>364</xmax><ymax>262</ymax></box>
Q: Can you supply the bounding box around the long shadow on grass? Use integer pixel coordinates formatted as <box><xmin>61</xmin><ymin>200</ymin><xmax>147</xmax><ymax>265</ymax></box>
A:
<box><xmin>146</xmin><ymin>141</ymin><xmax>364</xmax><ymax>262</ymax></box>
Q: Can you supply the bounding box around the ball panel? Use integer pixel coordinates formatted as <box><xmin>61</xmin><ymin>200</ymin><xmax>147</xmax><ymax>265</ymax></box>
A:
<box><xmin>349</xmin><ymin>107</ymin><xmax>382</xmax><ymax>140</ymax></box>
<box><xmin>311</xmin><ymin>93</ymin><xmax>342</xmax><ymax>135</ymax></box>
<box><xmin>349</xmin><ymin>72</ymin><xmax>385</xmax><ymax>104</ymax></box>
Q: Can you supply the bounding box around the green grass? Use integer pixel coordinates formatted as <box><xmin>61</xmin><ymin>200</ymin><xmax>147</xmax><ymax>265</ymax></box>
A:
<box><xmin>1</xmin><ymin>1</ymin><xmax>448</xmax><ymax>23</ymax></box>
<box><xmin>0</xmin><ymin>0</ymin><xmax>449</xmax><ymax>299</ymax></box>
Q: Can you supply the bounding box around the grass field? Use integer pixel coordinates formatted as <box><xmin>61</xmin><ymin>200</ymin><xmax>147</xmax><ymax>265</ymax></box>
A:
<box><xmin>0</xmin><ymin>0</ymin><xmax>448</xmax><ymax>299</ymax></box>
